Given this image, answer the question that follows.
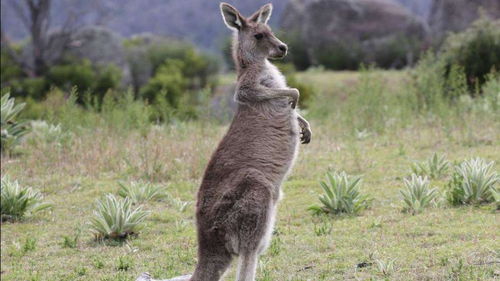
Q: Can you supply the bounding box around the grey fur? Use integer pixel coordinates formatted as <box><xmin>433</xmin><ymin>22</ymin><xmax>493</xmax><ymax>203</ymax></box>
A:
<box><xmin>137</xmin><ymin>3</ymin><xmax>311</xmax><ymax>281</ymax></box>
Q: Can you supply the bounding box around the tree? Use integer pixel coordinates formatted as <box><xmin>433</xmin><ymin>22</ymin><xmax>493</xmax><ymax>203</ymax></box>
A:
<box><xmin>0</xmin><ymin>0</ymin><xmax>77</xmax><ymax>77</ymax></box>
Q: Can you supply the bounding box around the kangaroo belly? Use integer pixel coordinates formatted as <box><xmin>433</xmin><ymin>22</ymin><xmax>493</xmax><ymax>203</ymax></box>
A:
<box><xmin>220</xmin><ymin>104</ymin><xmax>299</xmax><ymax>187</ymax></box>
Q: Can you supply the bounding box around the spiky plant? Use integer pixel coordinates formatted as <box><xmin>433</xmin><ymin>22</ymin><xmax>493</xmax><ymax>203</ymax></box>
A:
<box><xmin>88</xmin><ymin>194</ymin><xmax>150</xmax><ymax>239</ymax></box>
<box><xmin>1</xmin><ymin>93</ymin><xmax>29</xmax><ymax>153</ymax></box>
<box><xmin>400</xmin><ymin>174</ymin><xmax>439</xmax><ymax>214</ymax></box>
<box><xmin>0</xmin><ymin>176</ymin><xmax>52</xmax><ymax>221</ymax></box>
<box><xmin>410</xmin><ymin>153</ymin><xmax>449</xmax><ymax>179</ymax></box>
<box><xmin>29</xmin><ymin>120</ymin><xmax>71</xmax><ymax>145</ymax></box>
<box><xmin>447</xmin><ymin>158</ymin><xmax>498</xmax><ymax>206</ymax></box>
<box><xmin>375</xmin><ymin>259</ymin><xmax>395</xmax><ymax>276</ymax></box>
<box><xmin>117</xmin><ymin>181</ymin><xmax>167</xmax><ymax>204</ymax></box>
<box><xmin>309</xmin><ymin>171</ymin><xmax>371</xmax><ymax>215</ymax></box>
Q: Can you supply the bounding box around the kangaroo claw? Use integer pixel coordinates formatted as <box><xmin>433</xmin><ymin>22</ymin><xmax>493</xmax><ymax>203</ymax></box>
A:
<box><xmin>301</xmin><ymin>127</ymin><xmax>312</xmax><ymax>144</ymax></box>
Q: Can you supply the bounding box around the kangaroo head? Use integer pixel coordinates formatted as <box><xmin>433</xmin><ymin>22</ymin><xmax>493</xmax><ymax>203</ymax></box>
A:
<box><xmin>220</xmin><ymin>2</ymin><xmax>288</xmax><ymax>64</ymax></box>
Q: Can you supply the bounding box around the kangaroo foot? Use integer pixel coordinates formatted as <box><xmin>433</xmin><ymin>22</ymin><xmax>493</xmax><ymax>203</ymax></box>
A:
<box><xmin>136</xmin><ymin>273</ymin><xmax>192</xmax><ymax>281</ymax></box>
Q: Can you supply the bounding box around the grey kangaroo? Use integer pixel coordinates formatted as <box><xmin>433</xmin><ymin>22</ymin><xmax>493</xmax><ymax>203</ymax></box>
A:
<box><xmin>136</xmin><ymin>3</ymin><xmax>311</xmax><ymax>281</ymax></box>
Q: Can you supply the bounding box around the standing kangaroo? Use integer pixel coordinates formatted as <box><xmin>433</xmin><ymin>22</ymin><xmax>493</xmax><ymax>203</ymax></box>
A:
<box><xmin>137</xmin><ymin>3</ymin><xmax>311</xmax><ymax>281</ymax></box>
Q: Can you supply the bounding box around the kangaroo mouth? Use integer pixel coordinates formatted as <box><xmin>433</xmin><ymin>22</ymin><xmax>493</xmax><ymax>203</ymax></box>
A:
<box><xmin>270</xmin><ymin>51</ymin><xmax>287</xmax><ymax>60</ymax></box>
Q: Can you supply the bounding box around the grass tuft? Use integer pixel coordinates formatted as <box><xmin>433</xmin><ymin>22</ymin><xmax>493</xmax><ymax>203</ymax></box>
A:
<box><xmin>117</xmin><ymin>181</ymin><xmax>168</xmax><ymax>204</ymax></box>
<box><xmin>400</xmin><ymin>174</ymin><xmax>439</xmax><ymax>214</ymax></box>
<box><xmin>0</xmin><ymin>176</ymin><xmax>51</xmax><ymax>221</ymax></box>
<box><xmin>410</xmin><ymin>153</ymin><xmax>449</xmax><ymax>179</ymax></box>
<box><xmin>309</xmin><ymin>171</ymin><xmax>371</xmax><ymax>215</ymax></box>
<box><xmin>1</xmin><ymin>93</ymin><xmax>29</xmax><ymax>153</ymax></box>
<box><xmin>446</xmin><ymin>158</ymin><xmax>499</xmax><ymax>206</ymax></box>
<box><xmin>88</xmin><ymin>194</ymin><xmax>150</xmax><ymax>240</ymax></box>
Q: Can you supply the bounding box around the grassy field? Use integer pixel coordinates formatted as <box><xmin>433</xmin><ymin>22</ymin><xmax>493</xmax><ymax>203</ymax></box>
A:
<box><xmin>1</xmin><ymin>70</ymin><xmax>499</xmax><ymax>281</ymax></box>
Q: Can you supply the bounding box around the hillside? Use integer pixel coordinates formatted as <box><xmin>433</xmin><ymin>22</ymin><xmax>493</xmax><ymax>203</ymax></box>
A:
<box><xmin>1</xmin><ymin>0</ymin><xmax>431</xmax><ymax>50</ymax></box>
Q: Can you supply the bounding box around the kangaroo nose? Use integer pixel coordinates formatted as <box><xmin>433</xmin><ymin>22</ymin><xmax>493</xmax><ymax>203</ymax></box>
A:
<box><xmin>279</xmin><ymin>44</ymin><xmax>288</xmax><ymax>52</ymax></box>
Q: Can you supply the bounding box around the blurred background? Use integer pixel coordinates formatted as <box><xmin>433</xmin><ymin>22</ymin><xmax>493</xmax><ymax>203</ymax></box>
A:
<box><xmin>1</xmin><ymin>1</ymin><xmax>499</xmax><ymax>280</ymax></box>
<box><xmin>1</xmin><ymin>0</ymin><xmax>499</xmax><ymax>124</ymax></box>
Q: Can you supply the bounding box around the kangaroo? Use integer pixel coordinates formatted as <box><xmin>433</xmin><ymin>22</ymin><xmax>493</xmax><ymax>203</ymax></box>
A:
<box><xmin>136</xmin><ymin>3</ymin><xmax>311</xmax><ymax>281</ymax></box>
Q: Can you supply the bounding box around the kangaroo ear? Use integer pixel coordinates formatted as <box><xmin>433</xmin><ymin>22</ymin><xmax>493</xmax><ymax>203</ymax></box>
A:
<box><xmin>249</xmin><ymin>3</ymin><xmax>273</xmax><ymax>24</ymax></box>
<box><xmin>220</xmin><ymin>2</ymin><xmax>246</xmax><ymax>30</ymax></box>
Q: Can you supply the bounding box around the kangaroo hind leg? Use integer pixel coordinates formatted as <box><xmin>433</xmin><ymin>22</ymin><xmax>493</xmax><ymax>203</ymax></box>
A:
<box><xmin>232</xmin><ymin>169</ymin><xmax>275</xmax><ymax>281</ymax></box>
<box><xmin>236</xmin><ymin>251</ymin><xmax>259</xmax><ymax>281</ymax></box>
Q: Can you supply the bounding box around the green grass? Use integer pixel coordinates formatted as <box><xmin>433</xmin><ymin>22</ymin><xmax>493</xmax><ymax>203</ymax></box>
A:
<box><xmin>1</xmin><ymin>70</ymin><xmax>498</xmax><ymax>280</ymax></box>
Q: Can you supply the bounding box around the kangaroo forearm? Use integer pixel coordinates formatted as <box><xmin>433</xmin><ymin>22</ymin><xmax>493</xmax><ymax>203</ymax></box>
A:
<box><xmin>236</xmin><ymin>86</ymin><xmax>298</xmax><ymax>103</ymax></box>
<box><xmin>297</xmin><ymin>114</ymin><xmax>310</xmax><ymax>129</ymax></box>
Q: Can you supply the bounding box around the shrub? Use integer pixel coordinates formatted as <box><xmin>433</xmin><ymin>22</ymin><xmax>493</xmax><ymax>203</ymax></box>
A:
<box><xmin>315</xmin><ymin>43</ymin><xmax>362</xmax><ymax>70</ymax></box>
<box><xmin>28</xmin><ymin>120</ymin><xmax>72</xmax><ymax>146</ymax></box>
<box><xmin>411</xmin><ymin>52</ymin><xmax>447</xmax><ymax>110</ymax></box>
<box><xmin>8</xmin><ymin>78</ymin><xmax>48</xmax><ymax>100</ymax></box>
<box><xmin>117</xmin><ymin>181</ymin><xmax>167</xmax><ymax>204</ymax></box>
<box><xmin>0</xmin><ymin>48</ymin><xmax>24</xmax><ymax>86</ymax></box>
<box><xmin>0</xmin><ymin>176</ymin><xmax>51</xmax><ymax>221</ymax></box>
<box><xmin>280</xmin><ymin>31</ymin><xmax>312</xmax><ymax>71</ymax></box>
<box><xmin>140</xmin><ymin>59</ymin><xmax>187</xmax><ymax>108</ymax></box>
<box><xmin>88</xmin><ymin>194</ymin><xmax>150</xmax><ymax>239</ymax></box>
<box><xmin>128</xmin><ymin>37</ymin><xmax>218</xmax><ymax>93</ymax></box>
<box><xmin>410</xmin><ymin>153</ymin><xmax>449</xmax><ymax>179</ymax></box>
<box><xmin>480</xmin><ymin>72</ymin><xmax>500</xmax><ymax>113</ymax></box>
<box><xmin>1</xmin><ymin>93</ymin><xmax>29</xmax><ymax>153</ymax></box>
<box><xmin>309</xmin><ymin>171</ymin><xmax>371</xmax><ymax>215</ymax></box>
<box><xmin>410</xmin><ymin>52</ymin><xmax>471</xmax><ymax>111</ymax></box>
<box><xmin>47</xmin><ymin>60</ymin><xmax>95</xmax><ymax>94</ymax></box>
<box><xmin>441</xmin><ymin>16</ymin><xmax>500</xmax><ymax>93</ymax></box>
<box><xmin>446</xmin><ymin>158</ymin><xmax>499</xmax><ymax>206</ymax></box>
<box><xmin>47</xmin><ymin>60</ymin><xmax>122</xmax><ymax>103</ymax></box>
<box><xmin>400</xmin><ymin>174</ymin><xmax>439</xmax><ymax>214</ymax></box>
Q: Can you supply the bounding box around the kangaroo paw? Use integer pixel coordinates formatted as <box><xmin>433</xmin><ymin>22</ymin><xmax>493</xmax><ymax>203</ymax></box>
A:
<box><xmin>301</xmin><ymin>127</ymin><xmax>312</xmax><ymax>144</ymax></box>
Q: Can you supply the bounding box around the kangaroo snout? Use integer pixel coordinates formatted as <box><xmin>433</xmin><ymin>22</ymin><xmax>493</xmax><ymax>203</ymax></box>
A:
<box><xmin>278</xmin><ymin>44</ymin><xmax>288</xmax><ymax>55</ymax></box>
<box><xmin>271</xmin><ymin>43</ymin><xmax>287</xmax><ymax>59</ymax></box>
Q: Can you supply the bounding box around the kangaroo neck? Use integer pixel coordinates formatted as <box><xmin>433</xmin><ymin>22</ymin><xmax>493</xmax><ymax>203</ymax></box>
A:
<box><xmin>236</xmin><ymin>58</ymin><xmax>267</xmax><ymax>80</ymax></box>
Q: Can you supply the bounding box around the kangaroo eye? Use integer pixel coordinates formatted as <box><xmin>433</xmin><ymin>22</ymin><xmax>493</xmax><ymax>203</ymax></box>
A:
<box><xmin>254</xmin><ymin>33</ymin><xmax>264</xmax><ymax>40</ymax></box>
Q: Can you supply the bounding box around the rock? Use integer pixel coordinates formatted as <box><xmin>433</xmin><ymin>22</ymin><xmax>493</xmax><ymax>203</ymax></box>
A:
<box><xmin>429</xmin><ymin>0</ymin><xmax>500</xmax><ymax>41</ymax></box>
<box><xmin>280</xmin><ymin>0</ymin><xmax>429</xmax><ymax>69</ymax></box>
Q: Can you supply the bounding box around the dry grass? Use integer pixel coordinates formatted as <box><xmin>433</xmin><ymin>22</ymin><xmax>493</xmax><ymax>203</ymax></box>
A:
<box><xmin>1</xmin><ymin>71</ymin><xmax>498</xmax><ymax>281</ymax></box>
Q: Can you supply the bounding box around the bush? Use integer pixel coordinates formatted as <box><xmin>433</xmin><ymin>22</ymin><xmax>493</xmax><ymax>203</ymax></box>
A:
<box><xmin>88</xmin><ymin>194</ymin><xmax>150</xmax><ymax>239</ymax></box>
<box><xmin>315</xmin><ymin>43</ymin><xmax>362</xmax><ymax>70</ymax></box>
<box><xmin>0</xmin><ymin>176</ymin><xmax>51</xmax><ymax>221</ymax></box>
<box><xmin>1</xmin><ymin>93</ymin><xmax>29</xmax><ymax>153</ymax></box>
<box><xmin>0</xmin><ymin>48</ymin><xmax>24</xmax><ymax>86</ymax></box>
<box><xmin>140</xmin><ymin>59</ymin><xmax>187</xmax><ymax>107</ymax></box>
<box><xmin>400</xmin><ymin>174</ymin><xmax>439</xmax><ymax>214</ymax></box>
<box><xmin>28</xmin><ymin>120</ymin><xmax>72</xmax><ymax>146</ymax></box>
<box><xmin>8</xmin><ymin>78</ymin><xmax>48</xmax><ymax>100</ymax></box>
<box><xmin>117</xmin><ymin>181</ymin><xmax>167</xmax><ymax>204</ymax></box>
<box><xmin>47</xmin><ymin>60</ymin><xmax>122</xmax><ymax>103</ymax></box>
<box><xmin>441</xmin><ymin>16</ymin><xmax>500</xmax><ymax>93</ymax></box>
<box><xmin>446</xmin><ymin>158</ymin><xmax>499</xmax><ymax>206</ymax></box>
<box><xmin>309</xmin><ymin>171</ymin><xmax>371</xmax><ymax>215</ymax></box>
<box><xmin>480</xmin><ymin>72</ymin><xmax>500</xmax><ymax>113</ymax></box>
<box><xmin>47</xmin><ymin>60</ymin><xmax>95</xmax><ymax>94</ymax></box>
<box><xmin>410</xmin><ymin>153</ymin><xmax>449</xmax><ymax>179</ymax></box>
<box><xmin>127</xmin><ymin>37</ymin><xmax>218</xmax><ymax>94</ymax></box>
<box><xmin>279</xmin><ymin>31</ymin><xmax>312</xmax><ymax>71</ymax></box>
